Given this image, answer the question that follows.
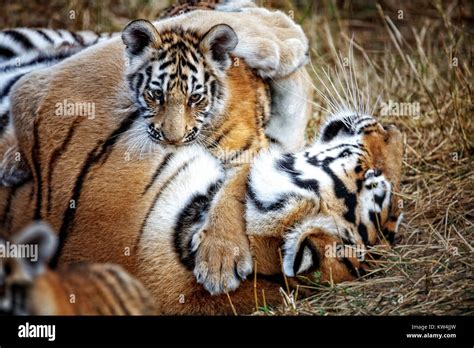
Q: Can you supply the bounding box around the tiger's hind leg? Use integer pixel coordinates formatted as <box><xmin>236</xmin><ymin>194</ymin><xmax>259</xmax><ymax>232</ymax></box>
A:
<box><xmin>0</xmin><ymin>119</ymin><xmax>31</xmax><ymax>187</ymax></box>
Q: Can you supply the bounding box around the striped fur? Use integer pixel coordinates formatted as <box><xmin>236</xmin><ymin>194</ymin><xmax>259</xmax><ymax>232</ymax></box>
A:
<box><xmin>0</xmin><ymin>28</ymin><xmax>114</xmax><ymax>62</ymax></box>
<box><xmin>0</xmin><ymin>29</ymin><xmax>116</xmax><ymax>186</ymax></box>
<box><xmin>0</xmin><ymin>18</ymin><xmax>280</xmax><ymax>314</ymax></box>
<box><xmin>246</xmin><ymin>111</ymin><xmax>404</xmax><ymax>283</ymax></box>
<box><xmin>0</xmin><ymin>222</ymin><xmax>156</xmax><ymax>315</ymax></box>
<box><xmin>157</xmin><ymin>0</ymin><xmax>218</xmax><ymax>19</ymax></box>
<box><xmin>0</xmin><ymin>7</ymin><xmax>334</xmax><ymax>314</ymax></box>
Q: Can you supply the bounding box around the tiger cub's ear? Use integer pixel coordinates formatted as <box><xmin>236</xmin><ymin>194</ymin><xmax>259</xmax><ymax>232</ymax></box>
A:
<box><xmin>199</xmin><ymin>24</ymin><xmax>238</xmax><ymax>71</ymax></box>
<box><xmin>13</xmin><ymin>222</ymin><xmax>57</xmax><ymax>280</ymax></box>
<box><xmin>122</xmin><ymin>19</ymin><xmax>160</xmax><ymax>72</ymax></box>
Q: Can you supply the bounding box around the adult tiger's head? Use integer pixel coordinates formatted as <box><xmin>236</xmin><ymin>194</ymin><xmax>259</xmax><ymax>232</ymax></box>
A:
<box><xmin>309</xmin><ymin>111</ymin><xmax>404</xmax><ymax>245</ymax></box>
<box><xmin>121</xmin><ymin>19</ymin><xmax>238</xmax><ymax>146</ymax></box>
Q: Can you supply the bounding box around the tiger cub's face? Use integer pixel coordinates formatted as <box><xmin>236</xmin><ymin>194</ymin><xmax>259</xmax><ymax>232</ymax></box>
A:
<box><xmin>122</xmin><ymin>20</ymin><xmax>238</xmax><ymax>146</ymax></box>
<box><xmin>309</xmin><ymin>111</ymin><xmax>404</xmax><ymax>244</ymax></box>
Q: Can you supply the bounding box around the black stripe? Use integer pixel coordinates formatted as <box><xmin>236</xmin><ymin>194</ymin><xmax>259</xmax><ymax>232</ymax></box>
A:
<box><xmin>382</xmin><ymin>227</ymin><xmax>395</xmax><ymax>244</ymax></box>
<box><xmin>134</xmin><ymin>73</ymin><xmax>144</xmax><ymax>100</ymax></box>
<box><xmin>266</xmin><ymin>135</ymin><xmax>281</xmax><ymax>146</ymax></box>
<box><xmin>32</xmin><ymin>118</ymin><xmax>43</xmax><ymax>220</ymax></box>
<box><xmin>308</xmin><ymin>144</ymin><xmax>363</xmax><ymax>159</ymax></box>
<box><xmin>374</xmin><ymin>192</ymin><xmax>386</xmax><ymax>208</ymax></box>
<box><xmin>354</xmin><ymin>116</ymin><xmax>373</xmax><ymax>126</ymax></box>
<box><xmin>306</xmin><ymin>239</ymin><xmax>321</xmax><ymax>273</ymax></box>
<box><xmin>0</xmin><ymin>186</ymin><xmax>19</xmax><ymax>231</ymax></box>
<box><xmin>2</xmin><ymin>30</ymin><xmax>34</xmax><ymax>49</ymax></box>
<box><xmin>142</xmin><ymin>152</ymin><xmax>174</xmax><ymax>194</ymax></box>
<box><xmin>156</xmin><ymin>50</ymin><xmax>167</xmax><ymax>61</ymax></box>
<box><xmin>83</xmin><ymin>270</ymin><xmax>118</xmax><ymax>315</ymax></box>
<box><xmin>136</xmin><ymin>157</ymin><xmax>197</xmax><ymax>248</ymax></box>
<box><xmin>321</xmin><ymin>119</ymin><xmax>355</xmax><ymax>142</ymax></box>
<box><xmin>159</xmin><ymin>60</ymin><xmax>173</xmax><ymax>70</ymax></box>
<box><xmin>341</xmin><ymin>257</ymin><xmax>360</xmax><ymax>278</ymax></box>
<box><xmin>369</xmin><ymin>211</ymin><xmax>382</xmax><ymax>232</ymax></box>
<box><xmin>46</xmin><ymin>118</ymin><xmax>82</xmax><ymax>214</ymax></box>
<box><xmin>0</xmin><ymin>74</ymin><xmax>26</xmax><ymax>98</ymax></box>
<box><xmin>173</xmin><ymin>181</ymin><xmax>222</xmax><ymax>270</ymax></box>
<box><xmin>105</xmin><ymin>267</ymin><xmax>147</xmax><ymax>311</ymax></box>
<box><xmin>0</xmin><ymin>49</ymin><xmax>79</xmax><ymax>74</ymax></box>
<box><xmin>325</xmin><ymin>166</ymin><xmax>357</xmax><ymax>223</ymax></box>
<box><xmin>70</xmin><ymin>31</ymin><xmax>85</xmax><ymax>46</ymax></box>
<box><xmin>35</xmin><ymin>29</ymin><xmax>53</xmax><ymax>44</ymax></box>
<box><xmin>0</xmin><ymin>111</ymin><xmax>9</xmax><ymax>136</ymax></box>
<box><xmin>277</xmin><ymin>154</ymin><xmax>319</xmax><ymax>193</ymax></box>
<box><xmin>0</xmin><ymin>45</ymin><xmax>15</xmax><ymax>59</ymax></box>
<box><xmin>357</xmin><ymin>223</ymin><xmax>369</xmax><ymax>246</ymax></box>
<box><xmin>95</xmin><ymin>268</ymin><xmax>132</xmax><ymax>315</ymax></box>
<box><xmin>307</xmin><ymin>148</ymin><xmax>361</xmax><ymax>224</ymax></box>
<box><xmin>247</xmin><ymin>182</ymin><xmax>292</xmax><ymax>212</ymax></box>
<box><xmin>50</xmin><ymin>110</ymin><xmax>140</xmax><ymax>268</ymax></box>
<box><xmin>293</xmin><ymin>238</ymin><xmax>310</xmax><ymax>275</ymax></box>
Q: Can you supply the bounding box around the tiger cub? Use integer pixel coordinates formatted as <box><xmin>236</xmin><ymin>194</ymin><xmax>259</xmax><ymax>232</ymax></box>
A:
<box><xmin>0</xmin><ymin>222</ymin><xmax>156</xmax><ymax>315</ymax></box>
<box><xmin>119</xmin><ymin>19</ymin><xmax>270</xmax><ymax>295</ymax></box>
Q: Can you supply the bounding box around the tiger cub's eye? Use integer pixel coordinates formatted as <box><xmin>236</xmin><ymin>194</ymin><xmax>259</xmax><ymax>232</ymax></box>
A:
<box><xmin>154</xmin><ymin>90</ymin><xmax>163</xmax><ymax>99</ymax></box>
<box><xmin>147</xmin><ymin>89</ymin><xmax>163</xmax><ymax>101</ymax></box>
<box><xmin>189</xmin><ymin>93</ymin><xmax>202</xmax><ymax>104</ymax></box>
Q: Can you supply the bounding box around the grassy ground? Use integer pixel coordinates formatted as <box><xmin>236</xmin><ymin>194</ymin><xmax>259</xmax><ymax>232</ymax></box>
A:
<box><xmin>1</xmin><ymin>0</ymin><xmax>472</xmax><ymax>315</ymax></box>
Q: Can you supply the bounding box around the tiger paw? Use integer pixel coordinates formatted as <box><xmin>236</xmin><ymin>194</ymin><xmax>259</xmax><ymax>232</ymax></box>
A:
<box><xmin>191</xmin><ymin>227</ymin><xmax>253</xmax><ymax>295</ymax></box>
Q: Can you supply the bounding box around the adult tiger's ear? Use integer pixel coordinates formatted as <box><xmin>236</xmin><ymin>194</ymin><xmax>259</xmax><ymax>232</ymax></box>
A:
<box><xmin>122</xmin><ymin>19</ymin><xmax>160</xmax><ymax>71</ymax></box>
<box><xmin>200</xmin><ymin>24</ymin><xmax>238</xmax><ymax>70</ymax></box>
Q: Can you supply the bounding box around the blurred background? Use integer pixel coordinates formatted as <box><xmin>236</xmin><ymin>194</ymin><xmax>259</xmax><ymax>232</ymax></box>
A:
<box><xmin>0</xmin><ymin>0</ymin><xmax>472</xmax><ymax>315</ymax></box>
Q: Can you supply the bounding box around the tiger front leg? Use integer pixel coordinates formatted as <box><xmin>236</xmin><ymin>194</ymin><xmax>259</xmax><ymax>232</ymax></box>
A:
<box><xmin>191</xmin><ymin>166</ymin><xmax>253</xmax><ymax>295</ymax></box>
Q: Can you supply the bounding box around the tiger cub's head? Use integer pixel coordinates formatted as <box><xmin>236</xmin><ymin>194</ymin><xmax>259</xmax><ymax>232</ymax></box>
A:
<box><xmin>122</xmin><ymin>19</ymin><xmax>238</xmax><ymax>146</ymax></box>
<box><xmin>309</xmin><ymin>111</ymin><xmax>404</xmax><ymax>245</ymax></box>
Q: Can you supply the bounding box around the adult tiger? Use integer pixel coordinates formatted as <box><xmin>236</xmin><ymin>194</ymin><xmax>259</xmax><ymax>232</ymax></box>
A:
<box><xmin>0</xmin><ymin>6</ymin><xmax>313</xmax><ymax>314</ymax></box>
<box><xmin>0</xmin><ymin>106</ymin><xmax>404</xmax><ymax>315</ymax></box>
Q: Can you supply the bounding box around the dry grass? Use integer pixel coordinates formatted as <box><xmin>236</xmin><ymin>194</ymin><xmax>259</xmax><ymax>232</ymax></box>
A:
<box><xmin>1</xmin><ymin>0</ymin><xmax>472</xmax><ymax>315</ymax></box>
<box><xmin>262</xmin><ymin>0</ymin><xmax>473</xmax><ymax>316</ymax></box>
